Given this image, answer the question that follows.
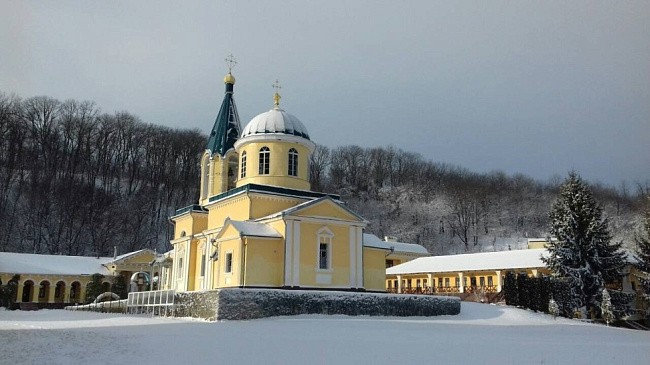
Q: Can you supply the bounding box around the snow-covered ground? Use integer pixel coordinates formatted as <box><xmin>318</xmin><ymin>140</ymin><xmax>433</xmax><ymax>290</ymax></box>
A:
<box><xmin>1</xmin><ymin>303</ymin><xmax>648</xmax><ymax>365</ymax></box>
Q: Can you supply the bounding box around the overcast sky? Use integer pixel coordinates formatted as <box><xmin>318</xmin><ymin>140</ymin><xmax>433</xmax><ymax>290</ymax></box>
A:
<box><xmin>2</xmin><ymin>1</ymin><xmax>648</xmax><ymax>187</ymax></box>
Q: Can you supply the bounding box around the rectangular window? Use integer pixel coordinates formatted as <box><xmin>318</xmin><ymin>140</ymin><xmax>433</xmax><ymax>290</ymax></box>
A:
<box><xmin>319</xmin><ymin>243</ymin><xmax>328</xmax><ymax>269</ymax></box>
<box><xmin>177</xmin><ymin>257</ymin><xmax>183</xmax><ymax>278</ymax></box>
<box><xmin>200</xmin><ymin>253</ymin><xmax>206</xmax><ymax>277</ymax></box>
<box><xmin>416</xmin><ymin>279</ymin><xmax>421</xmax><ymax>288</ymax></box>
<box><xmin>385</xmin><ymin>259</ymin><xmax>394</xmax><ymax>268</ymax></box>
<box><xmin>455</xmin><ymin>277</ymin><xmax>460</xmax><ymax>287</ymax></box>
<box><xmin>438</xmin><ymin>278</ymin><xmax>443</xmax><ymax>287</ymax></box>
<box><xmin>240</xmin><ymin>152</ymin><xmax>247</xmax><ymax>178</ymax></box>
<box><xmin>259</xmin><ymin>147</ymin><xmax>270</xmax><ymax>175</ymax></box>
<box><xmin>445</xmin><ymin>278</ymin><xmax>450</xmax><ymax>287</ymax></box>
<box><xmin>225</xmin><ymin>252</ymin><xmax>233</xmax><ymax>273</ymax></box>
<box><xmin>488</xmin><ymin>276</ymin><xmax>493</xmax><ymax>286</ymax></box>
<box><xmin>288</xmin><ymin>149</ymin><xmax>298</xmax><ymax>176</ymax></box>
<box><xmin>479</xmin><ymin>277</ymin><xmax>485</xmax><ymax>287</ymax></box>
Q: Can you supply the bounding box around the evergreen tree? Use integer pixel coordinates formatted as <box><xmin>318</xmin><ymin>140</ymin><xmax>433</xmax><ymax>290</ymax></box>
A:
<box><xmin>529</xmin><ymin>277</ymin><xmax>541</xmax><ymax>312</ymax></box>
<box><xmin>503</xmin><ymin>271</ymin><xmax>518</xmax><ymax>306</ymax></box>
<box><xmin>84</xmin><ymin>273</ymin><xmax>105</xmax><ymax>304</ymax></box>
<box><xmin>633</xmin><ymin>199</ymin><xmax>650</xmax><ymax>308</ymax></box>
<box><xmin>601</xmin><ymin>288</ymin><xmax>614</xmax><ymax>326</ymax></box>
<box><xmin>516</xmin><ymin>273</ymin><xmax>530</xmax><ymax>309</ymax></box>
<box><xmin>1</xmin><ymin>275</ymin><xmax>20</xmax><ymax>309</ymax></box>
<box><xmin>111</xmin><ymin>273</ymin><xmax>129</xmax><ymax>299</ymax></box>
<box><xmin>550</xmin><ymin>278</ymin><xmax>573</xmax><ymax>318</ymax></box>
<box><xmin>538</xmin><ymin>276</ymin><xmax>551</xmax><ymax>314</ymax></box>
<box><xmin>542</xmin><ymin>172</ymin><xmax>626</xmax><ymax>315</ymax></box>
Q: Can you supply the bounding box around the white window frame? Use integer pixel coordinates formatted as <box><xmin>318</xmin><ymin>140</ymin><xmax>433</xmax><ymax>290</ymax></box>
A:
<box><xmin>224</xmin><ymin>251</ymin><xmax>233</xmax><ymax>274</ymax></box>
<box><xmin>259</xmin><ymin>147</ymin><xmax>270</xmax><ymax>175</ymax></box>
<box><xmin>200</xmin><ymin>247</ymin><xmax>206</xmax><ymax>278</ymax></box>
<box><xmin>316</xmin><ymin>227</ymin><xmax>334</xmax><ymax>272</ymax></box>
<box><xmin>240</xmin><ymin>151</ymin><xmax>247</xmax><ymax>178</ymax></box>
<box><xmin>288</xmin><ymin>148</ymin><xmax>298</xmax><ymax>176</ymax></box>
<box><xmin>177</xmin><ymin>256</ymin><xmax>184</xmax><ymax>279</ymax></box>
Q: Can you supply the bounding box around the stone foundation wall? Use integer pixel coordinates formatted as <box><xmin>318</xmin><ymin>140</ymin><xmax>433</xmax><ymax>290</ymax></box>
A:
<box><xmin>174</xmin><ymin>288</ymin><xmax>461</xmax><ymax>321</ymax></box>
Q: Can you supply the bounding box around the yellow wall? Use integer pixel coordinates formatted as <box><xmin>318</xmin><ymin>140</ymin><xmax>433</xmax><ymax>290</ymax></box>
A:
<box><xmin>297</xmin><ymin>223</ymin><xmax>351</xmax><ymax>288</ymax></box>
<box><xmin>243</xmin><ymin>237</ymin><xmax>284</xmax><ymax>287</ymax></box>
<box><xmin>206</xmin><ymin>195</ymin><xmax>251</xmax><ymax>228</ymax></box>
<box><xmin>249</xmin><ymin>194</ymin><xmax>306</xmax><ymax>220</ymax></box>
<box><xmin>363</xmin><ymin>247</ymin><xmax>387</xmax><ymax>291</ymax></box>
<box><xmin>236</xmin><ymin>141</ymin><xmax>311</xmax><ymax>190</ymax></box>
<box><xmin>214</xmin><ymin>237</ymin><xmax>243</xmax><ymax>288</ymax></box>
<box><xmin>1</xmin><ymin>273</ymin><xmax>94</xmax><ymax>304</ymax></box>
<box><xmin>173</xmin><ymin>212</ymin><xmax>208</xmax><ymax>240</ymax></box>
<box><xmin>293</xmin><ymin>201</ymin><xmax>359</xmax><ymax>221</ymax></box>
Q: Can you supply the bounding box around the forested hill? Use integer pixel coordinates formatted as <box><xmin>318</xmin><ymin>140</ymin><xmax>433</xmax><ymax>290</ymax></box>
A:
<box><xmin>1</xmin><ymin>92</ymin><xmax>646</xmax><ymax>256</ymax></box>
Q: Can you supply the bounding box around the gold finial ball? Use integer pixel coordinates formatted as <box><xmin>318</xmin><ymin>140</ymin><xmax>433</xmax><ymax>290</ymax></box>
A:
<box><xmin>224</xmin><ymin>72</ymin><xmax>236</xmax><ymax>85</ymax></box>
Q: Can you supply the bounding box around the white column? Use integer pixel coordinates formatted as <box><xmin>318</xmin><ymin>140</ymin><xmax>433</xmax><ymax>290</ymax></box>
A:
<box><xmin>356</xmin><ymin>227</ymin><xmax>363</xmax><ymax>288</ymax></box>
<box><xmin>458</xmin><ymin>272</ymin><xmax>464</xmax><ymax>293</ymax></box>
<box><xmin>495</xmin><ymin>270</ymin><xmax>502</xmax><ymax>292</ymax></box>
<box><xmin>427</xmin><ymin>273</ymin><xmax>433</xmax><ymax>293</ymax></box>
<box><xmin>531</xmin><ymin>269</ymin><xmax>538</xmax><ymax>278</ymax></box>
<box><xmin>284</xmin><ymin>220</ymin><xmax>293</xmax><ymax>286</ymax></box>
<box><xmin>349</xmin><ymin>226</ymin><xmax>356</xmax><ymax>287</ymax></box>
<box><xmin>202</xmin><ymin>240</ymin><xmax>208</xmax><ymax>290</ymax></box>
<box><xmin>292</xmin><ymin>221</ymin><xmax>301</xmax><ymax>287</ymax></box>
<box><xmin>397</xmin><ymin>275</ymin><xmax>402</xmax><ymax>294</ymax></box>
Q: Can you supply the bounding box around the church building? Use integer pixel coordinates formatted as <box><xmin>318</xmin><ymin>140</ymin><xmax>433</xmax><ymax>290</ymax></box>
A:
<box><xmin>167</xmin><ymin>62</ymin><xmax>427</xmax><ymax>293</ymax></box>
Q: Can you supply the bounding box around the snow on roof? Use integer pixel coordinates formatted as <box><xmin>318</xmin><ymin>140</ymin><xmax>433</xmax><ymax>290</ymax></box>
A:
<box><xmin>228</xmin><ymin>220</ymin><xmax>282</xmax><ymax>238</ymax></box>
<box><xmin>112</xmin><ymin>249</ymin><xmax>153</xmax><ymax>263</ymax></box>
<box><xmin>386</xmin><ymin>248</ymin><xmax>548</xmax><ymax>275</ymax></box>
<box><xmin>0</xmin><ymin>252</ymin><xmax>113</xmax><ymax>276</ymax></box>
<box><xmin>363</xmin><ymin>234</ymin><xmax>429</xmax><ymax>255</ymax></box>
<box><xmin>241</xmin><ymin>107</ymin><xmax>310</xmax><ymax>140</ymax></box>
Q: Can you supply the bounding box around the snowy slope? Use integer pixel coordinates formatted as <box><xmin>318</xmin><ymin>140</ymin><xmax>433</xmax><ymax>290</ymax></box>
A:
<box><xmin>1</xmin><ymin>303</ymin><xmax>648</xmax><ymax>365</ymax></box>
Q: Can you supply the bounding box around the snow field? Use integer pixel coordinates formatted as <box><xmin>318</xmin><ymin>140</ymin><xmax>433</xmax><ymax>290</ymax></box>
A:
<box><xmin>1</xmin><ymin>303</ymin><xmax>648</xmax><ymax>365</ymax></box>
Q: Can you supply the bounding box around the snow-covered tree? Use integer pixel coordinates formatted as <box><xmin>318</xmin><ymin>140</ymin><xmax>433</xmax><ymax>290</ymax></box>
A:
<box><xmin>548</xmin><ymin>298</ymin><xmax>559</xmax><ymax>319</ymax></box>
<box><xmin>634</xmin><ymin>200</ymin><xmax>650</xmax><ymax>317</ymax></box>
<box><xmin>601</xmin><ymin>288</ymin><xmax>614</xmax><ymax>326</ymax></box>
<box><xmin>542</xmin><ymin>172</ymin><xmax>626</xmax><ymax>316</ymax></box>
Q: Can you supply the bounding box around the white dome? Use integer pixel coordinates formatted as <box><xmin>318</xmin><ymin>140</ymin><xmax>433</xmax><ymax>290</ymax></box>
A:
<box><xmin>241</xmin><ymin>107</ymin><xmax>310</xmax><ymax>140</ymax></box>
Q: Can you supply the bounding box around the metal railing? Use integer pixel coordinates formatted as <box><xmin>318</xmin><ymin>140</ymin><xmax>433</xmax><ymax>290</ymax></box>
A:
<box><xmin>126</xmin><ymin>290</ymin><xmax>175</xmax><ymax>316</ymax></box>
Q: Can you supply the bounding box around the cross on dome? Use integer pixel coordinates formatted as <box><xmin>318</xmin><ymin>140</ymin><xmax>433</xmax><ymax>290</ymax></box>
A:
<box><xmin>272</xmin><ymin>79</ymin><xmax>282</xmax><ymax>107</ymax></box>
<box><xmin>225</xmin><ymin>54</ymin><xmax>237</xmax><ymax>72</ymax></box>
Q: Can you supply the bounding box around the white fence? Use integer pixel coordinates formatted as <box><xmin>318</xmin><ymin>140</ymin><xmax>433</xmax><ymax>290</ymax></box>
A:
<box><xmin>126</xmin><ymin>290</ymin><xmax>175</xmax><ymax>316</ymax></box>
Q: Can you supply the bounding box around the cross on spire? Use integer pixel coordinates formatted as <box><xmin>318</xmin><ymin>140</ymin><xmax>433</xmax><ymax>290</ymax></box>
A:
<box><xmin>225</xmin><ymin>54</ymin><xmax>237</xmax><ymax>73</ymax></box>
<box><xmin>272</xmin><ymin>79</ymin><xmax>282</xmax><ymax>107</ymax></box>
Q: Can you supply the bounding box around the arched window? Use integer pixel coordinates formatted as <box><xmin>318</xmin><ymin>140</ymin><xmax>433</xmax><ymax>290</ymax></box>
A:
<box><xmin>259</xmin><ymin>147</ymin><xmax>270</xmax><ymax>175</ymax></box>
<box><xmin>240</xmin><ymin>151</ymin><xmax>247</xmax><ymax>178</ymax></box>
<box><xmin>288</xmin><ymin>148</ymin><xmax>298</xmax><ymax>177</ymax></box>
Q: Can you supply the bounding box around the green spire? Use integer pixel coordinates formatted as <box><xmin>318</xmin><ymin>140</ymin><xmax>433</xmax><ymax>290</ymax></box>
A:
<box><xmin>206</xmin><ymin>55</ymin><xmax>241</xmax><ymax>156</ymax></box>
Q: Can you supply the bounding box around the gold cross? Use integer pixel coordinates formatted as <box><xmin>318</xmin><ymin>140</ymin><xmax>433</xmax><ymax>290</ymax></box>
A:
<box><xmin>225</xmin><ymin>54</ymin><xmax>237</xmax><ymax>72</ymax></box>
<box><xmin>272</xmin><ymin>79</ymin><xmax>282</xmax><ymax>94</ymax></box>
<box><xmin>272</xmin><ymin>79</ymin><xmax>282</xmax><ymax>107</ymax></box>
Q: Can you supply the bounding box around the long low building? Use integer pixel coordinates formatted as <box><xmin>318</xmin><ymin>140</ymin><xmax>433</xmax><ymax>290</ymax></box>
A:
<box><xmin>0</xmin><ymin>250</ymin><xmax>157</xmax><ymax>307</ymax></box>
<box><xmin>386</xmin><ymin>248</ymin><xmax>550</xmax><ymax>294</ymax></box>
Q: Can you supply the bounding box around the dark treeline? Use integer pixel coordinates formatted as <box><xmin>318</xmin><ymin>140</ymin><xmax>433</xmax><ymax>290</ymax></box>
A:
<box><xmin>0</xmin><ymin>93</ymin><xmax>204</xmax><ymax>256</ymax></box>
<box><xmin>309</xmin><ymin>145</ymin><xmax>647</xmax><ymax>254</ymax></box>
<box><xmin>1</xmin><ymin>92</ymin><xmax>646</xmax><ymax>256</ymax></box>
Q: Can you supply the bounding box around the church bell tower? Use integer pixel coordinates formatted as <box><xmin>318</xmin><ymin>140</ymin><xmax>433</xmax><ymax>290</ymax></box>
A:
<box><xmin>199</xmin><ymin>55</ymin><xmax>242</xmax><ymax>205</ymax></box>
